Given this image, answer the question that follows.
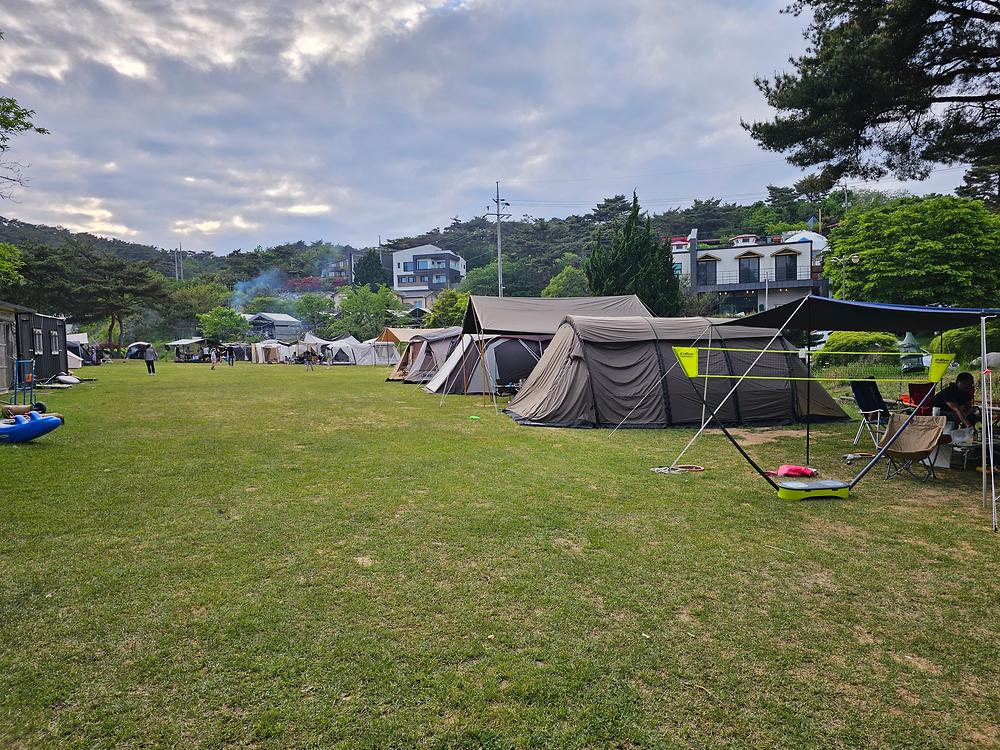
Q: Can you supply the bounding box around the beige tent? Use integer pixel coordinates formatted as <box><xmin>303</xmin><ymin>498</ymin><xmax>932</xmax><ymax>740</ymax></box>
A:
<box><xmin>377</xmin><ymin>327</ymin><xmax>427</xmax><ymax>344</ymax></box>
<box><xmin>505</xmin><ymin>315</ymin><xmax>847</xmax><ymax>428</ymax></box>
<box><xmin>387</xmin><ymin>326</ymin><xmax>463</xmax><ymax>383</ymax></box>
<box><xmin>463</xmin><ymin>294</ymin><xmax>652</xmax><ymax>334</ymax></box>
<box><xmin>251</xmin><ymin>339</ymin><xmax>294</xmax><ymax>364</ymax></box>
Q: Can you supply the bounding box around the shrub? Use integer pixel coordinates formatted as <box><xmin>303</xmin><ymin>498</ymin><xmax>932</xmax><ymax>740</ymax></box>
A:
<box><xmin>929</xmin><ymin>323</ymin><xmax>1000</xmax><ymax>363</ymax></box>
<box><xmin>813</xmin><ymin>331</ymin><xmax>898</xmax><ymax>367</ymax></box>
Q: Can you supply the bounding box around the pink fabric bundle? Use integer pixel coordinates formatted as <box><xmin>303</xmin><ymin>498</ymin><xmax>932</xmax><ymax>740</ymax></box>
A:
<box><xmin>775</xmin><ymin>464</ymin><xmax>818</xmax><ymax>477</ymax></box>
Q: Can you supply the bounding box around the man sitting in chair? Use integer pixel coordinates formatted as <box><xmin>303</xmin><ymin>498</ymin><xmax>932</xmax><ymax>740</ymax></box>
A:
<box><xmin>933</xmin><ymin>372</ymin><xmax>981</xmax><ymax>428</ymax></box>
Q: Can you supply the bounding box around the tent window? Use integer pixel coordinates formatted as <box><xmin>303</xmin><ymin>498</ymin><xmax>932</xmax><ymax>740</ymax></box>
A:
<box><xmin>696</xmin><ymin>260</ymin><xmax>717</xmax><ymax>285</ymax></box>
<box><xmin>738</xmin><ymin>256</ymin><xmax>760</xmax><ymax>283</ymax></box>
<box><xmin>32</xmin><ymin>328</ymin><xmax>42</xmax><ymax>354</ymax></box>
<box><xmin>49</xmin><ymin>330</ymin><xmax>60</xmax><ymax>355</ymax></box>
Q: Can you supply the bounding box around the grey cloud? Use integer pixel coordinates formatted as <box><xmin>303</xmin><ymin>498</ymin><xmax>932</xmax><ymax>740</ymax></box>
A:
<box><xmin>1</xmin><ymin>0</ymin><xmax>961</xmax><ymax>252</ymax></box>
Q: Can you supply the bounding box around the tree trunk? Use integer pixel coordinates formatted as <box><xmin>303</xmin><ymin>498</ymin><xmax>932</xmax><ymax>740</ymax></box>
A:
<box><xmin>116</xmin><ymin>315</ymin><xmax>125</xmax><ymax>355</ymax></box>
<box><xmin>106</xmin><ymin>318</ymin><xmax>115</xmax><ymax>348</ymax></box>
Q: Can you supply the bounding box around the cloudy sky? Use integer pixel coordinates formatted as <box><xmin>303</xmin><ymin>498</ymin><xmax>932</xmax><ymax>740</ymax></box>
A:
<box><xmin>1</xmin><ymin>0</ymin><xmax>963</xmax><ymax>253</ymax></box>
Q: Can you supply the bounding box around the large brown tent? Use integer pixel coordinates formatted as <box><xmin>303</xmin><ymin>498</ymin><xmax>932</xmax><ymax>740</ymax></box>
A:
<box><xmin>386</xmin><ymin>326</ymin><xmax>463</xmax><ymax>383</ymax></box>
<box><xmin>505</xmin><ymin>315</ymin><xmax>847</xmax><ymax>428</ymax></box>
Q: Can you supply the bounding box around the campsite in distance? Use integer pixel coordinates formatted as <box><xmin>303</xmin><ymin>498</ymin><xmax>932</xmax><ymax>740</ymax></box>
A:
<box><xmin>2</xmin><ymin>1</ymin><xmax>1000</xmax><ymax>747</ymax></box>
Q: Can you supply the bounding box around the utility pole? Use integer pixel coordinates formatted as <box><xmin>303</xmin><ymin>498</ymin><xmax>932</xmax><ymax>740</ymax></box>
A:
<box><xmin>173</xmin><ymin>245</ymin><xmax>179</xmax><ymax>280</ymax></box>
<box><xmin>489</xmin><ymin>181</ymin><xmax>511</xmax><ymax>297</ymax></box>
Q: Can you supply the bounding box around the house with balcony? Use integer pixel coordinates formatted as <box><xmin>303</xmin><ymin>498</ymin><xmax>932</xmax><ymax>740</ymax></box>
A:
<box><xmin>388</xmin><ymin>244</ymin><xmax>467</xmax><ymax>310</ymax></box>
<box><xmin>321</xmin><ymin>250</ymin><xmax>369</xmax><ymax>285</ymax></box>
<box><xmin>672</xmin><ymin>229</ymin><xmax>830</xmax><ymax>316</ymax></box>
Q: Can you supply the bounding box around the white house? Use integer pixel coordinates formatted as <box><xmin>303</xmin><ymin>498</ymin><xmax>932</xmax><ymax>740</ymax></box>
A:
<box><xmin>672</xmin><ymin>230</ymin><xmax>830</xmax><ymax>315</ymax></box>
<box><xmin>388</xmin><ymin>244</ymin><xmax>467</xmax><ymax>310</ymax></box>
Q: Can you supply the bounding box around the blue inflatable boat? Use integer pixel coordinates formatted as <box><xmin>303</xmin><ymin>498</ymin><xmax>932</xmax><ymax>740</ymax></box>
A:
<box><xmin>0</xmin><ymin>411</ymin><xmax>63</xmax><ymax>444</ymax></box>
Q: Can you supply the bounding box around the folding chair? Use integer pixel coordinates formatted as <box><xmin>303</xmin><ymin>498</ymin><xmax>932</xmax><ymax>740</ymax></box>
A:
<box><xmin>849</xmin><ymin>379</ymin><xmax>895</xmax><ymax>446</ymax></box>
<box><xmin>907</xmin><ymin>382</ymin><xmax>936</xmax><ymax>416</ymax></box>
<box><xmin>880</xmin><ymin>413</ymin><xmax>947</xmax><ymax>481</ymax></box>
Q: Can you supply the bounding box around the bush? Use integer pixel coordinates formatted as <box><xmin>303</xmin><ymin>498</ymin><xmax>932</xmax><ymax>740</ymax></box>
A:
<box><xmin>813</xmin><ymin>331</ymin><xmax>898</xmax><ymax>367</ymax></box>
<box><xmin>929</xmin><ymin>323</ymin><xmax>1000</xmax><ymax>363</ymax></box>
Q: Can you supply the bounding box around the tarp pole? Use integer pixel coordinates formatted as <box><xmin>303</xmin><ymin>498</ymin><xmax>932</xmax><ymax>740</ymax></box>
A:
<box><xmin>983</xmin><ymin>316</ymin><xmax>988</xmax><ymax>513</ymax></box>
<box><xmin>806</xmin><ymin>303</ymin><xmax>812</xmax><ymax>465</ymax></box>
<box><xmin>700</xmin><ymin>325</ymin><xmax>713</xmax><ymax>431</ymax></box>
<box><xmin>670</xmin><ymin>296</ymin><xmax>809</xmax><ymax>468</ymax></box>
<box><xmin>683</xmin><ymin>376</ymin><xmax>780</xmax><ymax>490</ymax></box>
<box><xmin>608</xmin><ymin>323</ymin><xmax>713</xmax><ymax>436</ymax></box>
<box><xmin>847</xmin><ymin>384</ymin><xmax>938</xmax><ymax>489</ymax></box>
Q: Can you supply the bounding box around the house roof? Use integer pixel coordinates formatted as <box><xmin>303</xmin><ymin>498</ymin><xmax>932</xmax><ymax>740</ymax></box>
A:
<box><xmin>250</xmin><ymin>312</ymin><xmax>302</xmax><ymax>324</ymax></box>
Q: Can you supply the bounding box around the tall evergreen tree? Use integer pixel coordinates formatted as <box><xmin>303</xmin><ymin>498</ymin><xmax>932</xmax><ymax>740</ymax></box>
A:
<box><xmin>352</xmin><ymin>249</ymin><xmax>390</xmax><ymax>290</ymax></box>
<box><xmin>956</xmin><ymin>160</ymin><xmax>1000</xmax><ymax>211</ymax></box>
<box><xmin>584</xmin><ymin>193</ymin><xmax>680</xmax><ymax>316</ymax></box>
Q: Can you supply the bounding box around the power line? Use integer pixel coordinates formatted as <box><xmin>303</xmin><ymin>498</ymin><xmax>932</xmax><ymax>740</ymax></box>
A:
<box><xmin>504</xmin><ymin>165</ymin><xmax>969</xmax><ymax>209</ymax></box>
<box><xmin>505</xmin><ymin>159</ymin><xmax>780</xmax><ymax>184</ymax></box>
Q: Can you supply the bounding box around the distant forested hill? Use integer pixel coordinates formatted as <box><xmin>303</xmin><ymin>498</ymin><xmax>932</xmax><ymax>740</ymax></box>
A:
<box><xmin>0</xmin><ymin>215</ymin><xmax>227</xmax><ymax>278</ymax></box>
<box><xmin>1</xmin><ymin>183</ymin><xmax>863</xmax><ymax>295</ymax></box>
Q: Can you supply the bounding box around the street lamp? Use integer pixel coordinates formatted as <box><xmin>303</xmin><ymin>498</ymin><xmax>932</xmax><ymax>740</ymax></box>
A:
<box><xmin>826</xmin><ymin>253</ymin><xmax>860</xmax><ymax>298</ymax></box>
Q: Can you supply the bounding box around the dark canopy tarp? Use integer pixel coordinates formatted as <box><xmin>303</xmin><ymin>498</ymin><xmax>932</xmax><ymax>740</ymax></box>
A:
<box><xmin>463</xmin><ymin>295</ymin><xmax>652</xmax><ymax>335</ymax></box>
<box><xmin>729</xmin><ymin>294</ymin><xmax>1000</xmax><ymax>333</ymax></box>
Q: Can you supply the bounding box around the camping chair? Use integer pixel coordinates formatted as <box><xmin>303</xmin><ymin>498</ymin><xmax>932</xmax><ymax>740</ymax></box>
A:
<box><xmin>849</xmin><ymin>379</ymin><xmax>897</xmax><ymax>446</ymax></box>
<box><xmin>879</xmin><ymin>414</ymin><xmax>947</xmax><ymax>482</ymax></box>
<box><xmin>907</xmin><ymin>382</ymin><xmax>936</xmax><ymax>416</ymax></box>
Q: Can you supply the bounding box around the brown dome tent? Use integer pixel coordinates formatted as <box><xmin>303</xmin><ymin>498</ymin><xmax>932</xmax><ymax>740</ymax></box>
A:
<box><xmin>505</xmin><ymin>315</ymin><xmax>847</xmax><ymax>428</ymax></box>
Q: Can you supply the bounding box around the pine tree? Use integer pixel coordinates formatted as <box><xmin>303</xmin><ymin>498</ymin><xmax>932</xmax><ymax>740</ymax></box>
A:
<box><xmin>956</xmin><ymin>160</ymin><xmax>1000</xmax><ymax>211</ymax></box>
<box><xmin>584</xmin><ymin>192</ymin><xmax>680</xmax><ymax>316</ymax></box>
<box><xmin>352</xmin><ymin>249</ymin><xmax>390</xmax><ymax>290</ymax></box>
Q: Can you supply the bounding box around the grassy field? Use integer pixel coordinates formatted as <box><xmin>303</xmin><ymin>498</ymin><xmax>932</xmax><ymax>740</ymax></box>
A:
<box><xmin>2</xmin><ymin>361</ymin><xmax>998</xmax><ymax>749</ymax></box>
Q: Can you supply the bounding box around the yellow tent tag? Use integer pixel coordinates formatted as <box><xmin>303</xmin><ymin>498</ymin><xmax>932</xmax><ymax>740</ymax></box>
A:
<box><xmin>673</xmin><ymin>347</ymin><xmax>701</xmax><ymax>378</ymax></box>
<box><xmin>928</xmin><ymin>353</ymin><xmax>954</xmax><ymax>383</ymax></box>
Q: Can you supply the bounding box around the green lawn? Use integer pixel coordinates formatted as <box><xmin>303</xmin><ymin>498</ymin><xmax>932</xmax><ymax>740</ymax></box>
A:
<box><xmin>2</xmin><ymin>361</ymin><xmax>998</xmax><ymax>749</ymax></box>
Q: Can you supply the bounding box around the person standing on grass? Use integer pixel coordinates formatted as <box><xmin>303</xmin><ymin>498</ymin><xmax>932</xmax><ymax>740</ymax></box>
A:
<box><xmin>227</xmin><ymin>346</ymin><xmax>235</xmax><ymax>367</ymax></box>
<box><xmin>144</xmin><ymin>344</ymin><xmax>157</xmax><ymax>375</ymax></box>
<box><xmin>210</xmin><ymin>348</ymin><xmax>218</xmax><ymax>370</ymax></box>
<box><xmin>304</xmin><ymin>351</ymin><xmax>315</xmax><ymax>371</ymax></box>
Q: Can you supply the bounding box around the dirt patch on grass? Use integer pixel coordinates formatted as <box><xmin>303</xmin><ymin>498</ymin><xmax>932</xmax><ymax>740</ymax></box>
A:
<box><xmin>853</xmin><ymin>625</ymin><xmax>877</xmax><ymax>645</ymax></box>
<box><xmin>803</xmin><ymin>569</ymin><xmax>838</xmax><ymax>593</ymax></box>
<box><xmin>965</xmin><ymin>724</ymin><xmax>998</xmax><ymax>747</ymax></box>
<box><xmin>355</xmin><ymin>556</ymin><xmax>374</xmax><ymax>568</ymax></box>
<box><xmin>553</xmin><ymin>537</ymin><xmax>585</xmax><ymax>555</ymax></box>
<box><xmin>893</xmin><ymin>653</ymin><xmax>942</xmax><ymax>675</ymax></box>
<box><xmin>724</xmin><ymin>428</ymin><xmax>835</xmax><ymax>446</ymax></box>
<box><xmin>803</xmin><ymin>517</ymin><xmax>871</xmax><ymax>543</ymax></box>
